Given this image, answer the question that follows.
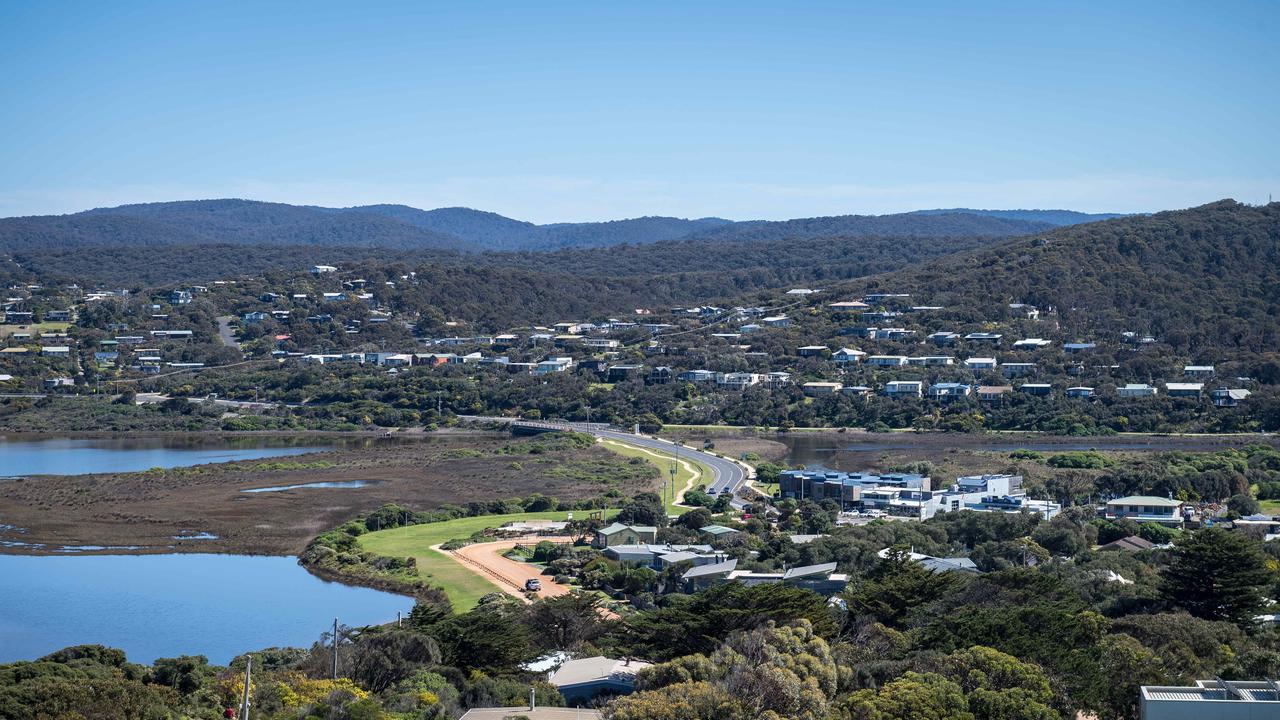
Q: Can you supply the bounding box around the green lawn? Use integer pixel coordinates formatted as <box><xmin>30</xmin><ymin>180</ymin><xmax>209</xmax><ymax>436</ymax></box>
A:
<box><xmin>1259</xmin><ymin>499</ymin><xmax>1280</xmax><ymax>514</ymax></box>
<box><xmin>0</xmin><ymin>321</ymin><xmax>71</xmax><ymax>339</ymax></box>
<box><xmin>357</xmin><ymin>509</ymin><xmax>616</xmax><ymax>611</ymax></box>
<box><xmin>599</xmin><ymin>438</ymin><xmax>711</xmax><ymax>515</ymax></box>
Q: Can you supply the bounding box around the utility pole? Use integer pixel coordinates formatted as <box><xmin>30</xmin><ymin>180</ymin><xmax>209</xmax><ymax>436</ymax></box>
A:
<box><xmin>240</xmin><ymin>656</ymin><xmax>252</xmax><ymax>720</ymax></box>
<box><xmin>331</xmin><ymin>618</ymin><xmax>339</xmax><ymax>680</ymax></box>
<box><xmin>669</xmin><ymin>460</ymin><xmax>678</xmax><ymax>504</ymax></box>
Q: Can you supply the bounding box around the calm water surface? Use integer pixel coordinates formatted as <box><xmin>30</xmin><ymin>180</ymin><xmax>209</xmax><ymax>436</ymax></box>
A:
<box><xmin>0</xmin><ymin>554</ymin><xmax>412</xmax><ymax>664</ymax></box>
<box><xmin>0</xmin><ymin>437</ymin><xmax>332</xmax><ymax>476</ymax></box>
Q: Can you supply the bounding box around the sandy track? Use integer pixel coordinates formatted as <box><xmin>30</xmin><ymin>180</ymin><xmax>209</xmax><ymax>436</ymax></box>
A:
<box><xmin>442</xmin><ymin>536</ymin><xmax>575</xmax><ymax>601</ymax></box>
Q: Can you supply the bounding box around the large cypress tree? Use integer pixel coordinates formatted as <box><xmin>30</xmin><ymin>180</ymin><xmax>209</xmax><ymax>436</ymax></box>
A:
<box><xmin>1159</xmin><ymin>527</ymin><xmax>1273</xmax><ymax>625</ymax></box>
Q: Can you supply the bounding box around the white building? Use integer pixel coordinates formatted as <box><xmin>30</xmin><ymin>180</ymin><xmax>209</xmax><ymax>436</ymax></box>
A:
<box><xmin>884</xmin><ymin>380</ymin><xmax>924</xmax><ymax>397</ymax></box>
<box><xmin>1140</xmin><ymin>679</ymin><xmax>1280</xmax><ymax>719</ymax></box>
<box><xmin>1117</xmin><ymin>383</ymin><xmax>1158</xmax><ymax>398</ymax></box>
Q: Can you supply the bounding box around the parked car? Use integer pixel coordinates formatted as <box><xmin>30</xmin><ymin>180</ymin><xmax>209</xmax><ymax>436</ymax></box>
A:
<box><xmin>524</xmin><ymin>578</ymin><xmax>542</xmax><ymax>592</ymax></box>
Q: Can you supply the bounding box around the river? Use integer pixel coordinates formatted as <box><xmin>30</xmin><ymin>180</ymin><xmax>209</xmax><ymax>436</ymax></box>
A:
<box><xmin>0</xmin><ymin>553</ymin><xmax>413</xmax><ymax>665</ymax></box>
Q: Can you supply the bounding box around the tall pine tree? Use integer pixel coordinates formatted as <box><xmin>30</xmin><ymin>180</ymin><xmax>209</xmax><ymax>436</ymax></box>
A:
<box><xmin>1160</xmin><ymin>527</ymin><xmax>1273</xmax><ymax>625</ymax></box>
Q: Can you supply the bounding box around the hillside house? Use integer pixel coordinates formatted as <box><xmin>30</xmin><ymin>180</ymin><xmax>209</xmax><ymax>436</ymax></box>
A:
<box><xmin>725</xmin><ymin>563</ymin><xmax>848</xmax><ymax>595</ymax></box>
<box><xmin>908</xmin><ymin>356</ymin><xmax>955</xmax><ymax>367</ymax></box>
<box><xmin>884</xmin><ymin>380</ymin><xmax>924</xmax><ymax>398</ymax></box>
<box><xmin>535</xmin><ymin>357</ymin><xmax>574</xmax><ymax>374</ymax></box>
<box><xmin>698</xmin><ymin>525</ymin><xmax>741</xmax><ymax>540</ymax></box>
<box><xmin>1166</xmin><ymin>382</ymin><xmax>1204</xmax><ymax>398</ymax></box>
<box><xmin>827</xmin><ymin>300</ymin><xmax>870</xmax><ymax>313</ymax></box>
<box><xmin>717</xmin><ymin>372</ymin><xmax>761</xmax><ymax>390</ymax></box>
<box><xmin>1117</xmin><ymin>383</ymin><xmax>1158</xmax><ymax>398</ymax></box>
<box><xmin>763</xmin><ymin>371</ymin><xmax>792</xmax><ymax>388</ymax></box>
<box><xmin>803</xmin><ymin>381</ymin><xmax>843</xmax><ymax>397</ymax></box>
<box><xmin>1098</xmin><ymin>536</ymin><xmax>1156</xmax><ymax>552</ymax></box>
<box><xmin>1063</xmin><ymin>342</ymin><xmax>1097</xmax><ymax>353</ymax></box>
<box><xmin>647</xmin><ymin>366</ymin><xmax>673</xmax><ymax>384</ymax></box>
<box><xmin>1184</xmin><ymin>365</ymin><xmax>1215</xmax><ymax>377</ymax></box>
<box><xmin>1018</xmin><ymin>383</ymin><xmax>1052</xmax><ymax>397</ymax></box>
<box><xmin>548</xmin><ymin>656</ymin><xmax>651</xmax><ymax>705</ymax></box>
<box><xmin>606</xmin><ymin>365</ymin><xmax>644</xmax><ymax>382</ymax></box>
<box><xmin>797</xmin><ymin>345</ymin><xmax>829</xmax><ymax>357</ymax></box>
<box><xmin>1001</xmin><ymin>362</ymin><xmax>1036</xmax><ymax>378</ymax></box>
<box><xmin>964</xmin><ymin>357</ymin><xmax>997</xmax><ymax>371</ymax></box>
<box><xmin>964</xmin><ymin>332</ymin><xmax>1003</xmax><ymax>345</ymax></box>
<box><xmin>1013</xmin><ymin>338</ymin><xmax>1052</xmax><ymax>350</ymax></box>
<box><xmin>1009</xmin><ymin>303</ymin><xmax>1040</xmax><ymax>320</ymax></box>
<box><xmin>833</xmin><ymin>348</ymin><xmax>865</xmax><ymax>364</ymax></box>
<box><xmin>592</xmin><ymin>523</ymin><xmax>658</xmax><ymax>548</ymax></box>
<box><xmin>866</xmin><ymin>355</ymin><xmax>908</xmax><ymax>367</ymax></box>
<box><xmin>681</xmin><ymin>559</ymin><xmax>739</xmax><ymax>592</ymax></box>
<box><xmin>864</xmin><ymin>293</ymin><xmax>911</xmax><ymax>304</ymax></box>
<box><xmin>761</xmin><ymin>315</ymin><xmax>791</xmax><ymax>328</ymax></box>
<box><xmin>842</xmin><ymin>385</ymin><xmax>872</xmax><ymax>397</ymax></box>
<box><xmin>927</xmin><ymin>382</ymin><xmax>971</xmax><ymax>399</ymax></box>
<box><xmin>928</xmin><ymin>331</ymin><xmax>959</xmax><ymax>346</ymax></box>
<box><xmin>1211</xmin><ymin>388</ymin><xmax>1251</xmax><ymax>407</ymax></box>
<box><xmin>310</xmin><ymin>265</ymin><xmax>337</xmax><ymax>275</ymax></box>
<box><xmin>678</xmin><ymin>369</ymin><xmax>717</xmax><ymax>383</ymax></box>
<box><xmin>1105</xmin><ymin>496</ymin><xmax>1185</xmax><ymax>527</ymax></box>
<box><xmin>1066</xmin><ymin>386</ymin><xmax>1095</xmax><ymax>398</ymax></box>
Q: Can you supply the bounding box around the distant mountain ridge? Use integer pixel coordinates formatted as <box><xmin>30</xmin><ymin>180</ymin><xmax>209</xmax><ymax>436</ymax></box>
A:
<box><xmin>0</xmin><ymin>198</ymin><xmax>1115</xmax><ymax>253</ymax></box>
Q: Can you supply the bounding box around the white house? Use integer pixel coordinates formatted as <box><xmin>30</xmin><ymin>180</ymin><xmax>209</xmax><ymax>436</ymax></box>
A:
<box><xmin>1165</xmin><ymin>382</ymin><xmax>1204</xmax><ymax>398</ymax></box>
<box><xmin>884</xmin><ymin>380</ymin><xmax>924</xmax><ymax>397</ymax></box>
<box><xmin>1117</xmin><ymin>383</ymin><xmax>1158</xmax><ymax>398</ymax></box>
<box><xmin>1105</xmin><ymin>496</ymin><xmax>1184</xmax><ymax>526</ymax></box>
<box><xmin>866</xmin><ymin>355</ymin><xmax>908</xmax><ymax>367</ymax></box>
<box><xmin>833</xmin><ymin>348</ymin><xmax>865</xmax><ymax>364</ymax></box>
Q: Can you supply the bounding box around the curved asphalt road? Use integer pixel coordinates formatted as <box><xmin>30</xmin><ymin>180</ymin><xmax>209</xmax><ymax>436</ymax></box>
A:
<box><xmin>460</xmin><ymin>416</ymin><xmax>750</xmax><ymax>502</ymax></box>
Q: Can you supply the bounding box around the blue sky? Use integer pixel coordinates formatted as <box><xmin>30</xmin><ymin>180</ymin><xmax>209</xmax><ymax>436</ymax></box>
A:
<box><xmin>1</xmin><ymin>1</ymin><xmax>1275</xmax><ymax>221</ymax></box>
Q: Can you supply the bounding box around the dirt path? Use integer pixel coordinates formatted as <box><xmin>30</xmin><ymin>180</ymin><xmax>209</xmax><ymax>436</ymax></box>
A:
<box><xmin>439</xmin><ymin>536</ymin><xmax>575</xmax><ymax>602</ymax></box>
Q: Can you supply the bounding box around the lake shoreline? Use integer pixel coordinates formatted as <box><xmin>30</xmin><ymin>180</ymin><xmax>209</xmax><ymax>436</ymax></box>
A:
<box><xmin>0</xmin><ymin>430</ymin><xmax>656</xmax><ymax>559</ymax></box>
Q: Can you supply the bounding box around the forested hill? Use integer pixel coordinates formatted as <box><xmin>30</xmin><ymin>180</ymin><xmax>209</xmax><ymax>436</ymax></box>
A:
<box><xmin>342</xmin><ymin>205</ymin><xmax>732</xmax><ymax>250</ymax></box>
<box><xmin>908</xmin><ymin>208</ymin><xmax>1127</xmax><ymax>226</ymax></box>
<box><xmin>680</xmin><ymin>211</ymin><xmax>1056</xmax><ymax>242</ymax></box>
<box><xmin>827</xmin><ymin>200</ymin><xmax>1280</xmax><ymax>353</ymax></box>
<box><xmin>9</xmin><ymin>230</ymin><xmax>1007</xmax><ymax>311</ymax></box>
<box><xmin>0</xmin><ymin>200</ymin><xmax>465</xmax><ymax>250</ymax></box>
<box><xmin>0</xmin><ymin>199</ymin><xmax>1103</xmax><ymax>253</ymax></box>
